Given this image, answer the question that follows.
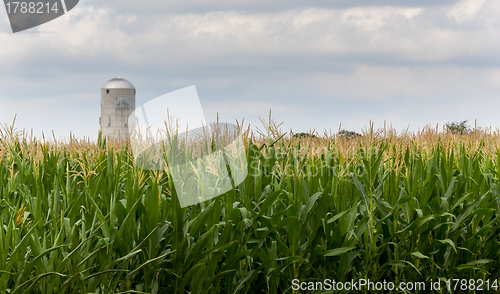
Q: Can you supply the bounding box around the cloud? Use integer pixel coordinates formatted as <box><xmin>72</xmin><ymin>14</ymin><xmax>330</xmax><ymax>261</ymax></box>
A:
<box><xmin>4</xmin><ymin>4</ymin><xmax>500</xmax><ymax>69</ymax></box>
<box><xmin>1</xmin><ymin>0</ymin><xmax>500</xmax><ymax>137</ymax></box>
<box><xmin>89</xmin><ymin>0</ymin><xmax>460</xmax><ymax>14</ymax></box>
<box><xmin>448</xmin><ymin>0</ymin><xmax>487</xmax><ymax>22</ymax></box>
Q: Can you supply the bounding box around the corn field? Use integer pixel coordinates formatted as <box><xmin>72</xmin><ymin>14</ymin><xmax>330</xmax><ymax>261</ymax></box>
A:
<box><xmin>1</xmin><ymin>122</ymin><xmax>500</xmax><ymax>293</ymax></box>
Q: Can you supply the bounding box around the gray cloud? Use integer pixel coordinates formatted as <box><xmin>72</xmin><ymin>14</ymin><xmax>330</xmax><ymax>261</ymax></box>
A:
<box><xmin>89</xmin><ymin>0</ymin><xmax>461</xmax><ymax>14</ymax></box>
<box><xmin>1</xmin><ymin>0</ymin><xmax>500</xmax><ymax>138</ymax></box>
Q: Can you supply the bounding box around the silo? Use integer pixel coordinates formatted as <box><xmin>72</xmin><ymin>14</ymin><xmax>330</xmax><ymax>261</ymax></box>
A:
<box><xmin>100</xmin><ymin>77</ymin><xmax>136</xmax><ymax>138</ymax></box>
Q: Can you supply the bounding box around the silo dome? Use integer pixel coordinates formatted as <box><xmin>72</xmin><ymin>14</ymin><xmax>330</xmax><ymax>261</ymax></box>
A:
<box><xmin>102</xmin><ymin>77</ymin><xmax>135</xmax><ymax>90</ymax></box>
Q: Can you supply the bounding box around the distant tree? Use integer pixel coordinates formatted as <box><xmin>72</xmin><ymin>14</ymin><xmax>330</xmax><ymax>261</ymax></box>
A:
<box><xmin>337</xmin><ymin>130</ymin><xmax>362</xmax><ymax>139</ymax></box>
<box><xmin>293</xmin><ymin>132</ymin><xmax>316</xmax><ymax>139</ymax></box>
<box><xmin>445</xmin><ymin>120</ymin><xmax>470</xmax><ymax>135</ymax></box>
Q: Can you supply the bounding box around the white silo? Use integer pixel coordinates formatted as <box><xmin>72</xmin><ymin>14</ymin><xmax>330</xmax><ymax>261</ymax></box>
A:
<box><xmin>100</xmin><ymin>77</ymin><xmax>136</xmax><ymax>138</ymax></box>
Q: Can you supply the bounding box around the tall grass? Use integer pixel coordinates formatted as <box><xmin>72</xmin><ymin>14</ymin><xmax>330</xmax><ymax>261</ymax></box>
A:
<box><xmin>1</xmin><ymin>121</ymin><xmax>500</xmax><ymax>293</ymax></box>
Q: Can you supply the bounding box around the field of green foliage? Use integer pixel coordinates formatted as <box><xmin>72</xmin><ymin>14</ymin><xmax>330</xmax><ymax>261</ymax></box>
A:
<box><xmin>1</xmin><ymin>121</ymin><xmax>500</xmax><ymax>293</ymax></box>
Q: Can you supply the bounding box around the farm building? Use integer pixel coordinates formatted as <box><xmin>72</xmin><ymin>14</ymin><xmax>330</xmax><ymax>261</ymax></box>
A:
<box><xmin>100</xmin><ymin>77</ymin><xmax>136</xmax><ymax>137</ymax></box>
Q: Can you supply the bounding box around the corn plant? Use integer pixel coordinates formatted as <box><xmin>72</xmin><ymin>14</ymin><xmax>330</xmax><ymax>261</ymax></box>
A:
<box><xmin>0</xmin><ymin>123</ymin><xmax>500</xmax><ymax>293</ymax></box>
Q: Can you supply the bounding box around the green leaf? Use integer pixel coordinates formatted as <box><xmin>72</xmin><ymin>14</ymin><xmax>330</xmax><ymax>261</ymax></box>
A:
<box><xmin>411</xmin><ymin>251</ymin><xmax>429</xmax><ymax>259</ymax></box>
<box><xmin>324</xmin><ymin>247</ymin><xmax>355</xmax><ymax>257</ymax></box>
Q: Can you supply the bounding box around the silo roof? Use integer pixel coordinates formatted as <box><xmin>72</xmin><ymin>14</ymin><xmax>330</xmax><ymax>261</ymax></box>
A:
<box><xmin>102</xmin><ymin>77</ymin><xmax>135</xmax><ymax>89</ymax></box>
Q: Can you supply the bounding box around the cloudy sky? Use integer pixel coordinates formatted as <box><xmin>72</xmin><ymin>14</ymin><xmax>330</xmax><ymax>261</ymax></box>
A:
<box><xmin>1</xmin><ymin>0</ymin><xmax>500</xmax><ymax>138</ymax></box>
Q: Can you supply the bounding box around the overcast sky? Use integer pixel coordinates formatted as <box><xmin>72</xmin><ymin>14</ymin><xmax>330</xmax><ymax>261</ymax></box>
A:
<box><xmin>1</xmin><ymin>0</ymin><xmax>500</xmax><ymax>138</ymax></box>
